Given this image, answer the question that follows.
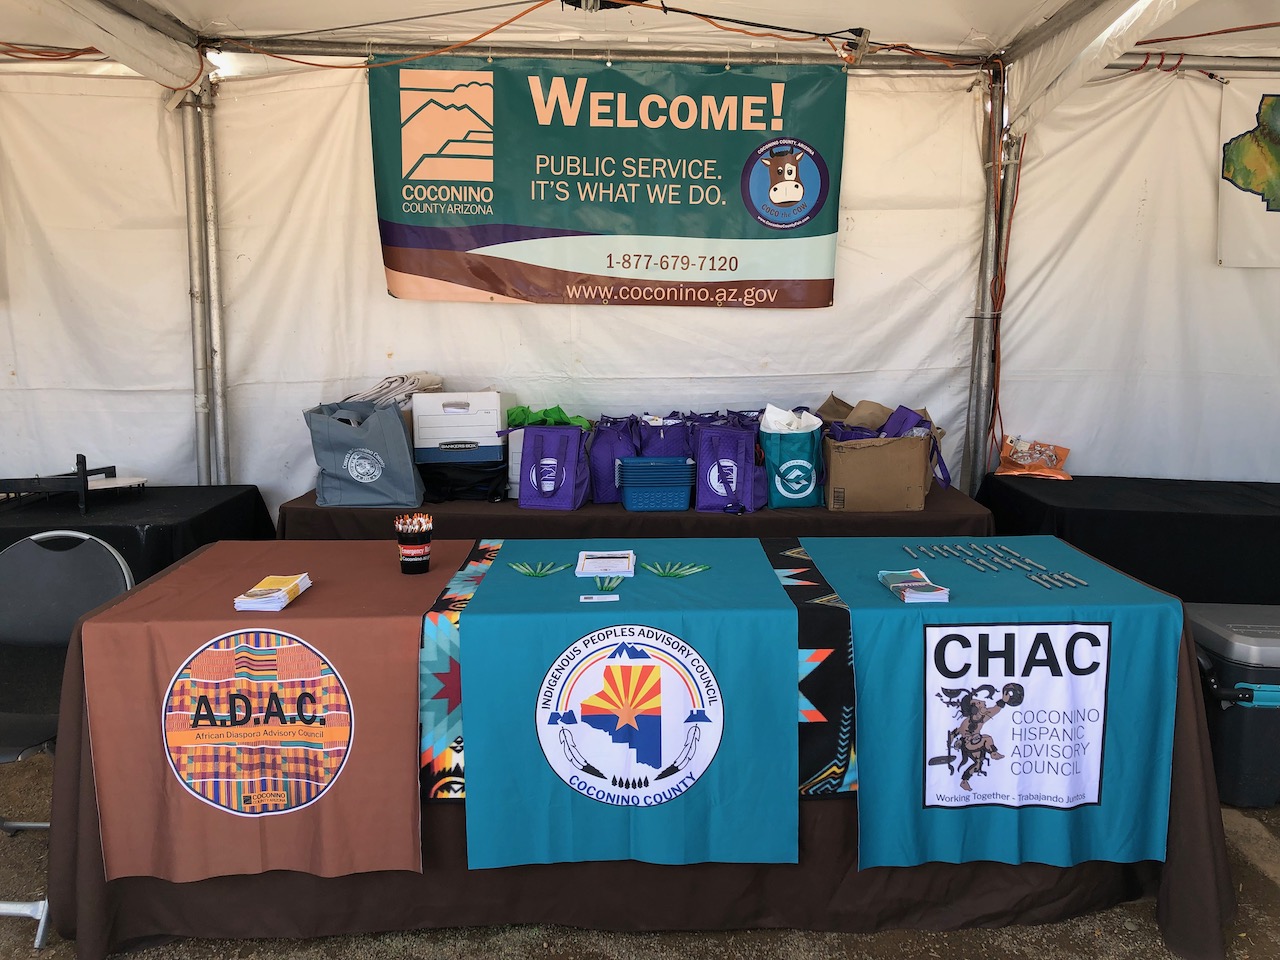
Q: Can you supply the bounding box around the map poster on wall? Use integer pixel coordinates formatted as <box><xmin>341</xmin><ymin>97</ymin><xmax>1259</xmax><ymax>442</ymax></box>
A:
<box><xmin>368</xmin><ymin>56</ymin><xmax>846</xmax><ymax>308</ymax></box>
<box><xmin>1219</xmin><ymin>79</ymin><xmax>1280</xmax><ymax>268</ymax></box>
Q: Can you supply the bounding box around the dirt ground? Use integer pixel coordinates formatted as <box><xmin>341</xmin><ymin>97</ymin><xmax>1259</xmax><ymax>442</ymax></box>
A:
<box><xmin>3</xmin><ymin>751</ymin><xmax>1278</xmax><ymax>960</ymax></box>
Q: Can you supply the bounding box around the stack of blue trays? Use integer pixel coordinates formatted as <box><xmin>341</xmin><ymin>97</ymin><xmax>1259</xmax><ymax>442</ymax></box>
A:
<box><xmin>615</xmin><ymin>456</ymin><xmax>695</xmax><ymax>512</ymax></box>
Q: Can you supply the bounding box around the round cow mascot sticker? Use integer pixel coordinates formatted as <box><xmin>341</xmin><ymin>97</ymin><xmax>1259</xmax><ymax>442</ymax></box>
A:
<box><xmin>162</xmin><ymin>629</ymin><xmax>353</xmax><ymax>816</ymax></box>
<box><xmin>740</xmin><ymin>136</ymin><xmax>832</xmax><ymax>230</ymax></box>
<box><xmin>538</xmin><ymin>625</ymin><xmax>723</xmax><ymax>807</ymax></box>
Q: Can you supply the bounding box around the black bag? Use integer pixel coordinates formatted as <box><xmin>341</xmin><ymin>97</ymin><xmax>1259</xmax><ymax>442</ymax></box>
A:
<box><xmin>418</xmin><ymin>461</ymin><xmax>508</xmax><ymax>503</ymax></box>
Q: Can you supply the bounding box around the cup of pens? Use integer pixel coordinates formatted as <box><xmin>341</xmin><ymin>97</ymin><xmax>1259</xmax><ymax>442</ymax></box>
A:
<box><xmin>395</xmin><ymin>513</ymin><xmax>433</xmax><ymax>574</ymax></box>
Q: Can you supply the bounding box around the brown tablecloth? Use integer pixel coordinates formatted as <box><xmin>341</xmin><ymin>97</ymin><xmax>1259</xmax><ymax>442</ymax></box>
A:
<box><xmin>276</xmin><ymin>484</ymin><xmax>994</xmax><ymax>541</ymax></box>
<box><xmin>49</xmin><ymin>540</ymin><xmax>1233</xmax><ymax>960</ymax></box>
<box><xmin>79</xmin><ymin>540</ymin><xmax>473</xmax><ymax>883</ymax></box>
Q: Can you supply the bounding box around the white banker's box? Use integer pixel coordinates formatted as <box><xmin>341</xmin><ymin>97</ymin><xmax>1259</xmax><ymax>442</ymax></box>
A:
<box><xmin>412</xmin><ymin>391</ymin><xmax>504</xmax><ymax>464</ymax></box>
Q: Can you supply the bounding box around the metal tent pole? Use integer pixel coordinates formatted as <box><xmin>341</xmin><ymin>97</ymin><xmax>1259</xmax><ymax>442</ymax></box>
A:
<box><xmin>179</xmin><ymin>90</ymin><xmax>212</xmax><ymax>485</ymax></box>
<box><xmin>961</xmin><ymin>67</ymin><xmax>1005</xmax><ymax>495</ymax></box>
<box><xmin>197</xmin><ymin>81</ymin><xmax>231</xmax><ymax>484</ymax></box>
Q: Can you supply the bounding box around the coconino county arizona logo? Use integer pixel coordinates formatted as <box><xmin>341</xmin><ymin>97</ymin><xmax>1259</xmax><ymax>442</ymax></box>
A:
<box><xmin>162</xmin><ymin>629</ymin><xmax>353</xmax><ymax>816</ymax></box>
<box><xmin>537</xmin><ymin>625</ymin><xmax>723</xmax><ymax>806</ymax></box>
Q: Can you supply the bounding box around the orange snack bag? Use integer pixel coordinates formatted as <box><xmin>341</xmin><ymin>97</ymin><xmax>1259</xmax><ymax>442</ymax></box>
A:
<box><xmin>994</xmin><ymin>435</ymin><xmax>1072</xmax><ymax>480</ymax></box>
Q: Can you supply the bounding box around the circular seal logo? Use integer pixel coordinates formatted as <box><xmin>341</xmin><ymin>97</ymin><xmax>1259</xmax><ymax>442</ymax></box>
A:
<box><xmin>537</xmin><ymin>625</ymin><xmax>723</xmax><ymax>807</ymax></box>
<box><xmin>705</xmin><ymin>459</ymin><xmax>739</xmax><ymax>497</ymax></box>
<box><xmin>162</xmin><ymin>629</ymin><xmax>353</xmax><ymax>816</ymax></box>
<box><xmin>739</xmin><ymin>136</ymin><xmax>831</xmax><ymax>230</ymax></box>
<box><xmin>530</xmin><ymin>457</ymin><xmax>564</xmax><ymax>493</ymax></box>
<box><xmin>774</xmin><ymin>458</ymin><xmax>816</xmax><ymax>499</ymax></box>
<box><xmin>343</xmin><ymin>447</ymin><xmax>385</xmax><ymax>483</ymax></box>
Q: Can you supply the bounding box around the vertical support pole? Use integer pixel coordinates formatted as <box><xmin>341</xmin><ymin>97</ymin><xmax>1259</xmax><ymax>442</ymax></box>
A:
<box><xmin>961</xmin><ymin>64</ymin><xmax>1006</xmax><ymax>496</ymax></box>
<box><xmin>198</xmin><ymin>80</ymin><xmax>231</xmax><ymax>484</ymax></box>
<box><xmin>179</xmin><ymin>90</ymin><xmax>211</xmax><ymax>485</ymax></box>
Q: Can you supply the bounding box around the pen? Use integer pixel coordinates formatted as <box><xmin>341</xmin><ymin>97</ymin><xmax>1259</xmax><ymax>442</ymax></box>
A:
<box><xmin>999</xmin><ymin>544</ymin><xmax>1023</xmax><ymax>558</ymax></box>
<box><xmin>1027</xmin><ymin>573</ymin><xmax>1053</xmax><ymax>590</ymax></box>
<box><xmin>1023</xmin><ymin>557</ymin><xmax>1048</xmax><ymax>571</ymax></box>
<box><xmin>954</xmin><ymin>544</ymin><xmax>973</xmax><ymax>556</ymax></box>
<box><xmin>918</xmin><ymin>546</ymin><xmax>935</xmax><ymax>559</ymax></box>
<box><xmin>1060</xmin><ymin>571</ymin><xmax>1089</xmax><ymax>586</ymax></box>
<box><xmin>903</xmin><ymin>545</ymin><xmax>917</xmax><ymax>559</ymax></box>
<box><xmin>979</xmin><ymin>557</ymin><xmax>1000</xmax><ymax>571</ymax></box>
<box><xmin>963</xmin><ymin>558</ymin><xmax>985</xmax><ymax>572</ymax></box>
<box><xmin>1006</xmin><ymin>557</ymin><xmax>1032</xmax><ymax>571</ymax></box>
<box><xmin>969</xmin><ymin>543</ymin><xmax>989</xmax><ymax>555</ymax></box>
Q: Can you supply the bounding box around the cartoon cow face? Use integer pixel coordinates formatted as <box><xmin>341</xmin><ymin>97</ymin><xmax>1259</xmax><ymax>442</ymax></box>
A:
<box><xmin>760</xmin><ymin>148</ymin><xmax>805</xmax><ymax>207</ymax></box>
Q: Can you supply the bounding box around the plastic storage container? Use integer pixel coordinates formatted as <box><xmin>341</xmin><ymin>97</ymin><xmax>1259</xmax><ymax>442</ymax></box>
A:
<box><xmin>616</xmin><ymin>457</ymin><xmax>694</xmax><ymax>512</ymax></box>
<box><xmin>1188</xmin><ymin>602</ymin><xmax>1280</xmax><ymax>807</ymax></box>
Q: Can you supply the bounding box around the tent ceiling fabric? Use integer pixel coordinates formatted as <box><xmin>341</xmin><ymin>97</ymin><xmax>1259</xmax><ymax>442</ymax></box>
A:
<box><xmin>8</xmin><ymin>0</ymin><xmax>209</xmax><ymax>88</ymax></box>
<box><xmin>4</xmin><ymin>1</ymin><xmax>1279</xmax><ymax>67</ymax></box>
<box><xmin>4</xmin><ymin>1</ymin><xmax>1279</xmax><ymax>73</ymax></box>
<box><xmin>1007</xmin><ymin>0</ymin><xmax>1206</xmax><ymax>137</ymax></box>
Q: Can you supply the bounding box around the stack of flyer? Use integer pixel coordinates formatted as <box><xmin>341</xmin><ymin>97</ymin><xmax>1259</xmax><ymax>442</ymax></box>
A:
<box><xmin>234</xmin><ymin>573</ymin><xmax>312</xmax><ymax>612</ymax></box>
<box><xmin>575</xmin><ymin>550</ymin><xmax>636</xmax><ymax>578</ymax></box>
<box><xmin>877</xmin><ymin>568</ymin><xmax>950</xmax><ymax>603</ymax></box>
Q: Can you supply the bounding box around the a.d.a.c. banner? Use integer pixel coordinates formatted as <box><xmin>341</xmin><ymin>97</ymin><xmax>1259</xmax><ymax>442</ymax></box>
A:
<box><xmin>368</xmin><ymin>56</ymin><xmax>846</xmax><ymax>308</ymax></box>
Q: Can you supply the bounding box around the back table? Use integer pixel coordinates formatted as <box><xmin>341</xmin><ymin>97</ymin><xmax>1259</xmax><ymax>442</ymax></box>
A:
<box><xmin>49</xmin><ymin>538</ymin><xmax>1233</xmax><ymax>960</ymax></box>
<box><xmin>0</xmin><ymin>484</ymin><xmax>275</xmax><ymax>580</ymax></box>
<box><xmin>276</xmin><ymin>484</ymin><xmax>994</xmax><ymax>540</ymax></box>
<box><xmin>976</xmin><ymin>474</ymin><xmax>1280</xmax><ymax>603</ymax></box>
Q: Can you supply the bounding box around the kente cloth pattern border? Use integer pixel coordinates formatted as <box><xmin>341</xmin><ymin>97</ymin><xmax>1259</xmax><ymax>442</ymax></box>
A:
<box><xmin>419</xmin><ymin>537</ymin><xmax>857</xmax><ymax>800</ymax></box>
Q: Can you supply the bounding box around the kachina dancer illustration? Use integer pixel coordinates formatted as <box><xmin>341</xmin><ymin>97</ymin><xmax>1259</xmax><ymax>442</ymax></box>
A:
<box><xmin>929</xmin><ymin>682</ymin><xmax>1025</xmax><ymax>791</ymax></box>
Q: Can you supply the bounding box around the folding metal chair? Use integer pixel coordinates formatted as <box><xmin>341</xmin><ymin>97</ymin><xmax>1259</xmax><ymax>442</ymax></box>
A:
<box><xmin>0</xmin><ymin>530</ymin><xmax>133</xmax><ymax>948</ymax></box>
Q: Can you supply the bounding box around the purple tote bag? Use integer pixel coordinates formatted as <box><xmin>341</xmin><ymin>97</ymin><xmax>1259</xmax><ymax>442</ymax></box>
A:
<box><xmin>694</xmin><ymin>424</ymin><xmax>766</xmax><ymax>513</ymax></box>
<box><xmin>517</xmin><ymin>425</ymin><xmax>590</xmax><ymax>510</ymax></box>
<box><xmin>587</xmin><ymin>415</ymin><xmax>639</xmax><ymax>504</ymax></box>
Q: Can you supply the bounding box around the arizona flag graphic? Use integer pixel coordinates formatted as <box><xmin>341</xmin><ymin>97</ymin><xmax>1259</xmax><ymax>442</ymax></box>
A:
<box><xmin>580</xmin><ymin>665</ymin><xmax>663</xmax><ymax>769</ymax></box>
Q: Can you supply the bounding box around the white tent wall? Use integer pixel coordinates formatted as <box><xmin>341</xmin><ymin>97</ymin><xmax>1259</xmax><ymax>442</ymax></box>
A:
<box><xmin>209</xmin><ymin>66</ymin><xmax>986</xmax><ymax>514</ymax></box>
<box><xmin>998</xmin><ymin>67</ymin><xmax>1280</xmax><ymax>481</ymax></box>
<box><xmin>0</xmin><ymin>73</ymin><xmax>199</xmax><ymax>484</ymax></box>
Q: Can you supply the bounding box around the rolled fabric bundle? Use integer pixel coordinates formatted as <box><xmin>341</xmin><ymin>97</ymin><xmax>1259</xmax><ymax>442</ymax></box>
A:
<box><xmin>342</xmin><ymin>371</ymin><xmax>444</xmax><ymax>408</ymax></box>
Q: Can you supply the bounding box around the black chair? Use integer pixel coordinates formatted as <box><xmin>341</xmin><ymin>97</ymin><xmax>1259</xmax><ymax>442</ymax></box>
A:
<box><xmin>0</xmin><ymin>530</ymin><xmax>134</xmax><ymax>949</ymax></box>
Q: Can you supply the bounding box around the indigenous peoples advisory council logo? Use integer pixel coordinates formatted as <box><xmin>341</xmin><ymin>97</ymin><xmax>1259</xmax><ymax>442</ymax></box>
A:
<box><xmin>537</xmin><ymin>625</ymin><xmax>723</xmax><ymax>807</ymax></box>
<box><xmin>162</xmin><ymin>629</ymin><xmax>353</xmax><ymax>816</ymax></box>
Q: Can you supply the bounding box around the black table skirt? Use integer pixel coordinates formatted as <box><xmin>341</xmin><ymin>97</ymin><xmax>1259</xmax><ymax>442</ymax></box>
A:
<box><xmin>277</xmin><ymin>484</ymin><xmax>994</xmax><ymax>541</ymax></box>
<box><xmin>975</xmin><ymin>474</ymin><xmax>1280</xmax><ymax>604</ymax></box>
<box><xmin>0</xmin><ymin>485</ymin><xmax>275</xmax><ymax>581</ymax></box>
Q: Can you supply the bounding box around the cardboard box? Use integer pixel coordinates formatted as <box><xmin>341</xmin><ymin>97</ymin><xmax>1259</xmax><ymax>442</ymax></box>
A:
<box><xmin>412</xmin><ymin>391</ymin><xmax>504</xmax><ymax>464</ymax></box>
<box><xmin>817</xmin><ymin>395</ymin><xmax>943</xmax><ymax>512</ymax></box>
<box><xmin>824</xmin><ymin>434</ymin><xmax>934</xmax><ymax>512</ymax></box>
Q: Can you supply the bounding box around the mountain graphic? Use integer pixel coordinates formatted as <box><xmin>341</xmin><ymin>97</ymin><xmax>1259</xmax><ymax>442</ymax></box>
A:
<box><xmin>607</xmin><ymin>642</ymin><xmax>652</xmax><ymax>660</ymax></box>
<box><xmin>399</xmin><ymin>72</ymin><xmax>494</xmax><ymax>182</ymax></box>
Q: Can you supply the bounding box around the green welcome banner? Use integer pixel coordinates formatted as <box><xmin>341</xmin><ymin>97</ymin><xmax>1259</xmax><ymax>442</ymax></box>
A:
<box><xmin>368</xmin><ymin>56</ymin><xmax>846</xmax><ymax>308</ymax></box>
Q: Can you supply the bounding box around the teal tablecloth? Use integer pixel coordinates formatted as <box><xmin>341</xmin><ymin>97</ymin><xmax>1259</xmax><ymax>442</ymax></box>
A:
<box><xmin>459</xmin><ymin>538</ymin><xmax>798</xmax><ymax>868</ymax></box>
<box><xmin>802</xmin><ymin>535</ymin><xmax>1182</xmax><ymax>869</ymax></box>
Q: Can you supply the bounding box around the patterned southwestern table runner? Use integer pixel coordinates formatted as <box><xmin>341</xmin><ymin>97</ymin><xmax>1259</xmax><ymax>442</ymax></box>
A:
<box><xmin>456</xmin><ymin>538</ymin><xmax>798</xmax><ymax>869</ymax></box>
<box><xmin>81</xmin><ymin>538</ymin><xmax>474</xmax><ymax>882</ymax></box>
<box><xmin>800</xmin><ymin>535</ymin><xmax>1182</xmax><ymax>869</ymax></box>
<box><xmin>420</xmin><ymin>537</ymin><xmax>857</xmax><ymax>798</ymax></box>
